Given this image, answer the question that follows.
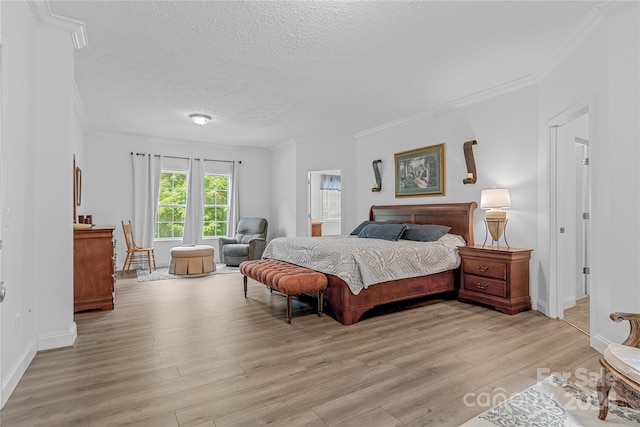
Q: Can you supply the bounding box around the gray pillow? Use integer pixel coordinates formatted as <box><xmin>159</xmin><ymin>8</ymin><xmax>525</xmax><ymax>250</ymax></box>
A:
<box><xmin>350</xmin><ymin>220</ymin><xmax>400</xmax><ymax>235</ymax></box>
<box><xmin>401</xmin><ymin>224</ymin><xmax>451</xmax><ymax>242</ymax></box>
<box><xmin>358</xmin><ymin>223</ymin><xmax>407</xmax><ymax>241</ymax></box>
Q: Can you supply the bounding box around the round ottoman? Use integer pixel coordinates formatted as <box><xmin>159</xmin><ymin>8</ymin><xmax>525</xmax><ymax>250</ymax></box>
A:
<box><xmin>169</xmin><ymin>245</ymin><xmax>215</xmax><ymax>275</ymax></box>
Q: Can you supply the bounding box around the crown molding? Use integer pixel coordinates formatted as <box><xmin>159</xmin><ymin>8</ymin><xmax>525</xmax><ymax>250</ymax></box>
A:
<box><xmin>73</xmin><ymin>81</ymin><xmax>90</xmax><ymax>132</ymax></box>
<box><xmin>355</xmin><ymin>75</ymin><xmax>538</xmax><ymax>139</ymax></box>
<box><xmin>29</xmin><ymin>0</ymin><xmax>87</xmax><ymax>49</ymax></box>
<box><xmin>532</xmin><ymin>7</ymin><xmax>605</xmax><ymax>81</ymax></box>
<box><xmin>356</xmin><ymin>2</ymin><xmax>631</xmax><ymax>139</ymax></box>
<box><xmin>597</xmin><ymin>0</ymin><xmax>639</xmax><ymax>17</ymax></box>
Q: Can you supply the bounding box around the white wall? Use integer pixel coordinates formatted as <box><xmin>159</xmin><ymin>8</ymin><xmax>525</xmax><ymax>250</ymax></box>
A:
<box><xmin>354</xmin><ymin>85</ymin><xmax>539</xmax><ymax>250</ymax></box>
<box><xmin>538</xmin><ymin>5</ymin><xmax>639</xmax><ymax>351</ymax></box>
<box><xmin>1</xmin><ymin>1</ymin><xmax>80</xmax><ymax>405</ymax></box>
<box><xmin>269</xmin><ymin>137</ymin><xmax>356</xmax><ymax>238</ymax></box>
<box><xmin>293</xmin><ymin>137</ymin><xmax>357</xmax><ymax>237</ymax></box>
<box><xmin>350</xmin><ymin>5</ymin><xmax>639</xmax><ymax>353</ymax></box>
<box><xmin>269</xmin><ymin>140</ymin><xmax>297</xmax><ymax>239</ymax></box>
<box><xmin>84</xmin><ymin>131</ymin><xmax>272</xmax><ymax>266</ymax></box>
<box><xmin>34</xmin><ymin>21</ymin><xmax>77</xmax><ymax>351</ymax></box>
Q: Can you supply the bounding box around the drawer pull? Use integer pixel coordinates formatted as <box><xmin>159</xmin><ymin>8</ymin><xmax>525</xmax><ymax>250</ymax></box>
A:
<box><xmin>476</xmin><ymin>265</ymin><xmax>489</xmax><ymax>273</ymax></box>
<box><xmin>477</xmin><ymin>283</ymin><xmax>489</xmax><ymax>290</ymax></box>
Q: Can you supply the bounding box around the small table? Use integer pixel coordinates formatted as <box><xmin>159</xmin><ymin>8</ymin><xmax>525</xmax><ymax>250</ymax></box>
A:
<box><xmin>311</xmin><ymin>221</ymin><xmax>323</xmax><ymax>237</ymax></box>
<box><xmin>458</xmin><ymin>245</ymin><xmax>532</xmax><ymax>314</ymax></box>
<box><xmin>169</xmin><ymin>245</ymin><xmax>215</xmax><ymax>275</ymax></box>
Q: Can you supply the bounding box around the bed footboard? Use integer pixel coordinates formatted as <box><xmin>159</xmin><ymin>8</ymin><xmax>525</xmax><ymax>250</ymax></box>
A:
<box><xmin>323</xmin><ymin>269</ymin><xmax>456</xmax><ymax>325</ymax></box>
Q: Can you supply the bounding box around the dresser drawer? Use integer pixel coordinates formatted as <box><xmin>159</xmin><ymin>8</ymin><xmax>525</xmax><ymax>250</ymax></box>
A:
<box><xmin>462</xmin><ymin>274</ymin><xmax>507</xmax><ymax>298</ymax></box>
<box><xmin>462</xmin><ymin>258</ymin><xmax>507</xmax><ymax>280</ymax></box>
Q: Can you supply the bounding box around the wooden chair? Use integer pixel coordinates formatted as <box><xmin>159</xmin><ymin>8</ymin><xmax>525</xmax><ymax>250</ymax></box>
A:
<box><xmin>121</xmin><ymin>220</ymin><xmax>156</xmax><ymax>273</ymax></box>
<box><xmin>597</xmin><ymin>312</ymin><xmax>640</xmax><ymax>420</ymax></box>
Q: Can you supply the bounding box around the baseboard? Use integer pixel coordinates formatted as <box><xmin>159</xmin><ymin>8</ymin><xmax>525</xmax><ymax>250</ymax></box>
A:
<box><xmin>38</xmin><ymin>321</ymin><xmax>77</xmax><ymax>351</ymax></box>
<box><xmin>2</xmin><ymin>338</ymin><xmax>37</xmax><ymax>408</ymax></box>
<box><xmin>591</xmin><ymin>332</ymin><xmax>609</xmax><ymax>354</ymax></box>
<box><xmin>563</xmin><ymin>296</ymin><xmax>577</xmax><ymax>310</ymax></box>
<box><xmin>533</xmin><ymin>298</ymin><xmax>549</xmax><ymax>317</ymax></box>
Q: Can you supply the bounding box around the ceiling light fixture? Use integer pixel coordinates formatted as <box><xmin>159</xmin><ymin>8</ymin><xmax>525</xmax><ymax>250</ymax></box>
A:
<box><xmin>189</xmin><ymin>113</ymin><xmax>211</xmax><ymax>126</ymax></box>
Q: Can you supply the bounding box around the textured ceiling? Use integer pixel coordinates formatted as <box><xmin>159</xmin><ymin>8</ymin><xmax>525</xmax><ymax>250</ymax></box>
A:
<box><xmin>49</xmin><ymin>1</ymin><xmax>601</xmax><ymax>149</ymax></box>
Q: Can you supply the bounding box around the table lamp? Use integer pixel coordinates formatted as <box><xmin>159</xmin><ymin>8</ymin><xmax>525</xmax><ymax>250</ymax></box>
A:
<box><xmin>480</xmin><ymin>188</ymin><xmax>511</xmax><ymax>248</ymax></box>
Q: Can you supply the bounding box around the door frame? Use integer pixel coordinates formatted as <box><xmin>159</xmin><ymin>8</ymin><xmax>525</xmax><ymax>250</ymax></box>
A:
<box><xmin>307</xmin><ymin>170</ymin><xmax>342</xmax><ymax>237</ymax></box>
<box><xmin>547</xmin><ymin>99</ymin><xmax>593</xmax><ymax>319</ymax></box>
<box><xmin>0</xmin><ymin>40</ymin><xmax>4</xmax><ymax>408</ymax></box>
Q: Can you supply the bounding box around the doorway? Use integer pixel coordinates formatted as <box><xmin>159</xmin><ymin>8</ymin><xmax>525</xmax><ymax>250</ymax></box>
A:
<box><xmin>307</xmin><ymin>170</ymin><xmax>342</xmax><ymax>237</ymax></box>
<box><xmin>551</xmin><ymin>109</ymin><xmax>591</xmax><ymax>335</ymax></box>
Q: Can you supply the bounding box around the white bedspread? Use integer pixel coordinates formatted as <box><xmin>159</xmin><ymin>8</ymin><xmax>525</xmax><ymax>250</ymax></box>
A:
<box><xmin>262</xmin><ymin>234</ymin><xmax>465</xmax><ymax>295</ymax></box>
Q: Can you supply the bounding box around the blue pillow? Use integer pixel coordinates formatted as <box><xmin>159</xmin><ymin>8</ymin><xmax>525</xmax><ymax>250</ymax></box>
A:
<box><xmin>350</xmin><ymin>220</ymin><xmax>400</xmax><ymax>235</ymax></box>
<box><xmin>401</xmin><ymin>224</ymin><xmax>451</xmax><ymax>242</ymax></box>
<box><xmin>358</xmin><ymin>223</ymin><xmax>407</xmax><ymax>241</ymax></box>
<box><xmin>350</xmin><ymin>220</ymin><xmax>376</xmax><ymax>235</ymax></box>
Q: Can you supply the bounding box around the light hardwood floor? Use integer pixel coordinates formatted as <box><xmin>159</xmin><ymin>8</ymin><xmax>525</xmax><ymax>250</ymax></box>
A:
<box><xmin>1</xmin><ymin>273</ymin><xmax>600</xmax><ymax>426</ymax></box>
<box><xmin>564</xmin><ymin>296</ymin><xmax>590</xmax><ymax>336</ymax></box>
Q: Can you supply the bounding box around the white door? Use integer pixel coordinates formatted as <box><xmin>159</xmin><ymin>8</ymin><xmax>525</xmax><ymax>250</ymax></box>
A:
<box><xmin>556</xmin><ymin>113</ymin><xmax>590</xmax><ymax>315</ymax></box>
<box><xmin>556</xmin><ymin>128</ymin><xmax>578</xmax><ymax>310</ymax></box>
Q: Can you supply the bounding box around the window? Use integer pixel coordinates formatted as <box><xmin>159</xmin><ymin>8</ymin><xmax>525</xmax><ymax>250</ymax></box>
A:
<box><xmin>203</xmin><ymin>173</ymin><xmax>230</xmax><ymax>237</ymax></box>
<box><xmin>322</xmin><ymin>190</ymin><xmax>341</xmax><ymax>220</ymax></box>
<box><xmin>320</xmin><ymin>174</ymin><xmax>341</xmax><ymax>221</ymax></box>
<box><xmin>156</xmin><ymin>171</ymin><xmax>187</xmax><ymax>239</ymax></box>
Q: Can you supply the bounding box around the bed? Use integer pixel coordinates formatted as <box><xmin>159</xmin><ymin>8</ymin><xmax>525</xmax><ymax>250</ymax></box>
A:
<box><xmin>263</xmin><ymin>202</ymin><xmax>477</xmax><ymax>325</ymax></box>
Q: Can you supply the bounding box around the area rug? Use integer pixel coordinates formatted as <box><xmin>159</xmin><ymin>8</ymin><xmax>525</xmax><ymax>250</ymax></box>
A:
<box><xmin>461</xmin><ymin>375</ymin><xmax>640</xmax><ymax>426</ymax></box>
<box><xmin>136</xmin><ymin>265</ymin><xmax>239</xmax><ymax>282</ymax></box>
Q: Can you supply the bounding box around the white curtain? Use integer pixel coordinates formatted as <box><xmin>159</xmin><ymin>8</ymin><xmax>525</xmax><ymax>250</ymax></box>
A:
<box><xmin>132</xmin><ymin>153</ymin><xmax>162</xmax><ymax>248</ymax></box>
<box><xmin>229</xmin><ymin>161</ymin><xmax>240</xmax><ymax>236</ymax></box>
<box><xmin>320</xmin><ymin>174</ymin><xmax>341</xmax><ymax>191</ymax></box>
<box><xmin>183</xmin><ymin>158</ymin><xmax>204</xmax><ymax>244</ymax></box>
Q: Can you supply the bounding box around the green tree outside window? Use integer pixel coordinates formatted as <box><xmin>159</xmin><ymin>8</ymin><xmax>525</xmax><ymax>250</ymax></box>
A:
<box><xmin>204</xmin><ymin>174</ymin><xmax>229</xmax><ymax>237</ymax></box>
<box><xmin>156</xmin><ymin>171</ymin><xmax>187</xmax><ymax>238</ymax></box>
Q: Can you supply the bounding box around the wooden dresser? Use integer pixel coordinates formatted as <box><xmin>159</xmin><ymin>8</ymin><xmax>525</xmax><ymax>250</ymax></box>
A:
<box><xmin>74</xmin><ymin>226</ymin><xmax>116</xmax><ymax>312</ymax></box>
<box><xmin>458</xmin><ymin>245</ymin><xmax>532</xmax><ymax>315</ymax></box>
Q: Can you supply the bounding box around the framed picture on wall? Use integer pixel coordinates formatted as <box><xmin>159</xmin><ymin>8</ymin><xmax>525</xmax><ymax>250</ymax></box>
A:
<box><xmin>394</xmin><ymin>143</ymin><xmax>445</xmax><ymax>197</ymax></box>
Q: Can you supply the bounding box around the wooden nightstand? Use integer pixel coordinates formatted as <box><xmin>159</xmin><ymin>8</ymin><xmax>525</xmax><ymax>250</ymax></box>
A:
<box><xmin>458</xmin><ymin>245</ymin><xmax>532</xmax><ymax>314</ymax></box>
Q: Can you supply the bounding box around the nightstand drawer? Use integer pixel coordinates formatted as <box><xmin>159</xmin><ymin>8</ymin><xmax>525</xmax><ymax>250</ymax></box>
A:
<box><xmin>462</xmin><ymin>275</ymin><xmax>507</xmax><ymax>298</ymax></box>
<box><xmin>462</xmin><ymin>259</ymin><xmax>507</xmax><ymax>280</ymax></box>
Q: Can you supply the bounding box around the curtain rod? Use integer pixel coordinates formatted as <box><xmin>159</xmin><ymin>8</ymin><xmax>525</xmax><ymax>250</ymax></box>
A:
<box><xmin>130</xmin><ymin>152</ymin><xmax>240</xmax><ymax>164</ymax></box>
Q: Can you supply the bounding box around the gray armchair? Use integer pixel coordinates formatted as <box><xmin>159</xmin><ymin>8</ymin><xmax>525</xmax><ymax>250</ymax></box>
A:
<box><xmin>219</xmin><ymin>218</ymin><xmax>269</xmax><ymax>266</ymax></box>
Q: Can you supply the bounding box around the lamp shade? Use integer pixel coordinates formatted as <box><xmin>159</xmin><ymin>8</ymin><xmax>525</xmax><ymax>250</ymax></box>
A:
<box><xmin>480</xmin><ymin>188</ymin><xmax>511</xmax><ymax>209</ymax></box>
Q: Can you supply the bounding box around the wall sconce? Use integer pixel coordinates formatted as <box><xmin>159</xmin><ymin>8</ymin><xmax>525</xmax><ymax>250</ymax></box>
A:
<box><xmin>372</xmin><ymin>159</ymin><xmax>382</xmax><ymax>192</ymax></box>
<box><xmin>189</xmin><ymin>113</ymin><xmax>212</xmax><ymax>126</ymax></box>
<box><xmin>462</xmin><ymin>140</ymin><xmax>477</xmax><ymax>184</ymax></box>
<box><xmin>481</xmin><ymin>188</ymin><xmax>511</xmax><ymax>248</ymax></box>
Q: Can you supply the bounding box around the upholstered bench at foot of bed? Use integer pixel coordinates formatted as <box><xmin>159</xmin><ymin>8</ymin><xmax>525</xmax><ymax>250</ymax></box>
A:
<box><xmin>239</xmin><ymin>259</ymin><xmax>328</xmax><ymax>323</ymax></box>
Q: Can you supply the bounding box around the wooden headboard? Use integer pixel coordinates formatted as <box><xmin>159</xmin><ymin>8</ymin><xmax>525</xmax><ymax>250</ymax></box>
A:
<box><xmin>369</xmin><ymin>202</ymin><xmax>478</xmax><ymax>246</ymax></box>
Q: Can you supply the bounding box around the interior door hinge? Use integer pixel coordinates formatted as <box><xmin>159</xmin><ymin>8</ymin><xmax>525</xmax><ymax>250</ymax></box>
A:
<box><xmin>582</xmin><ymin>158</ymin><xmax>589</xmax><ymax>165</ymax></box>
<box><xmin>583</xmin><ymin>212</ymin><xmax>590</xmax><ymax>220</ymax></box>
<box><xmin>583</xmin><ymin>267</ymin><xmax>590</xmax><ymax>275</ymax></box>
